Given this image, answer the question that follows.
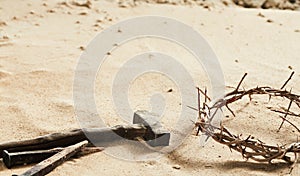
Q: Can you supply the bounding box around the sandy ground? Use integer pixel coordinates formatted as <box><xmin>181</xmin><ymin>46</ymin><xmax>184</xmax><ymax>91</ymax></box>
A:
<box><xmin>1</xmin><ymin>0</ymin><xmax>300</xmax><ymax>175</ymax></box>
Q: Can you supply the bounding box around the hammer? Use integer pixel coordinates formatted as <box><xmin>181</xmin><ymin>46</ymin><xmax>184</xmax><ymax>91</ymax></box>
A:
<box><xmin>133</xmin><ymin>110</ymin><xmax>170</xmax><ymax>147</ymax></box>
<box><xmin>1</xmin><ymin>110</ymin><xmax>170</xmax><ymax>168</ymax></box>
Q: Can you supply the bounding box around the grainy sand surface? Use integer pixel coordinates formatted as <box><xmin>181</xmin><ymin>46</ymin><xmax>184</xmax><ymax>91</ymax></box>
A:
<box><xmin>0</xmin><ymin>0</ymin><xmax>300</xmax><ymax>175</ymax></box>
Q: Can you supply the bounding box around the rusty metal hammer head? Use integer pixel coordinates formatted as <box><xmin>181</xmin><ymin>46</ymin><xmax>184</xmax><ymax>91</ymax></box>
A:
<box><xmin>133</xmin><ymin>110</ymin><xmax>170</xmax><ymax>147</ymax></box>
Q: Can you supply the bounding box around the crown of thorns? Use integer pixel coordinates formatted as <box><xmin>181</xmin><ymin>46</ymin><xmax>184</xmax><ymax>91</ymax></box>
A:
<box><xmin>195</xmin><ymin>72</ymin><xmax>300</xmax><ymax>172</ymax></box>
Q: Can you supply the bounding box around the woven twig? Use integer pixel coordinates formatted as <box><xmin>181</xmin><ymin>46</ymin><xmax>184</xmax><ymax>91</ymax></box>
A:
<box><xmin>196</xmin><ymin>72</ymin><xmax>300</xmax><ymax>172</ymax></box>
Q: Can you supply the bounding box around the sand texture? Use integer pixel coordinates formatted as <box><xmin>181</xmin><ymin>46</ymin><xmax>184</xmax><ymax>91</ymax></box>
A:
<box><xmin>0</xmin><ymin>0</ymin><xmax>300</xmax><ymax>175</ymax></box>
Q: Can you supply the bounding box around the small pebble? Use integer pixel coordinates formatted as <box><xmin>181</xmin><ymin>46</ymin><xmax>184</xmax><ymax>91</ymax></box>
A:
<box><xmin>0</xmin><ymin>21</ymin><xmax>7</xmax><ymax>26</ymax></box>
<box><xmin>204</xmin><ymin>165</ymin><xmax>213</xmax><ymax>168</ymax></box>
<box><xmin>257</xmin><ymin>12</ymin><xmax>265</xmax><ymax>18</ymax></box>
<box><xmin>249</xmin><ymin>115</ymin><xmax>255</xmax><ymax>119</ymax></box>
<box><xmin>47</xmin><ymin>9</ymin><xmax>55</xmax><ymax>13</ymax></box>
<box><xmin>118</xmin><ymin>3</ymin><xmax>128</xmax><ymax>8</ymax></box>
<box><xmin>79</xmin><ymin>46</ymin><xmax>85</xmax><ymax>51</ymax></box>
<box><xmin>266</xmin><ymin>19</ymin><xmax>273</xmax><ymax>23</ymax></box>
<box><xmin>222</xmin><ymin>0</ymin><xmax>229</xmax><ymax>6</ymax></box>
<box><xmin>172</xmin><ymin>165</ymin><xmax>181</xmax><ymax>170</ymax></box>
<box><xmin>79</xmin><ymin>12</ymin><xmax>88</xmax><ymax>16</ymax></box>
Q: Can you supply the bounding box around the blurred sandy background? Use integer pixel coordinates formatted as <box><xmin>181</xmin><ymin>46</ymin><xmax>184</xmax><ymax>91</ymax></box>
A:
<box><xmin>1</xmin><ymin>0</ymin><xmax>300</xmax><ymax>175</ymax></box>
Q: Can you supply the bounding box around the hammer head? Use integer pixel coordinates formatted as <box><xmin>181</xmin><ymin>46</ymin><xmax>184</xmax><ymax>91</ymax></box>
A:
<box><xmin>133</xmin><ymin>110</ymin><xmax>170</xmax><ymax>147</ymax></box>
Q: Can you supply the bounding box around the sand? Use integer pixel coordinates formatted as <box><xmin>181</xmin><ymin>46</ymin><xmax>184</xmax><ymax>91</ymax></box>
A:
<box><xmin>0</xmin><ymin>0</ymin><xmax>300</xmax><ymax>175</ymax></box>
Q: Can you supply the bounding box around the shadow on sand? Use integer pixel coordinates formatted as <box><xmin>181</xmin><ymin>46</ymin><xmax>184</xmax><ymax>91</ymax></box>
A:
<box><xmin>167</xmin><ymin>150</ymin><xmax>295</xmax><ymax>174</ymax></box>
